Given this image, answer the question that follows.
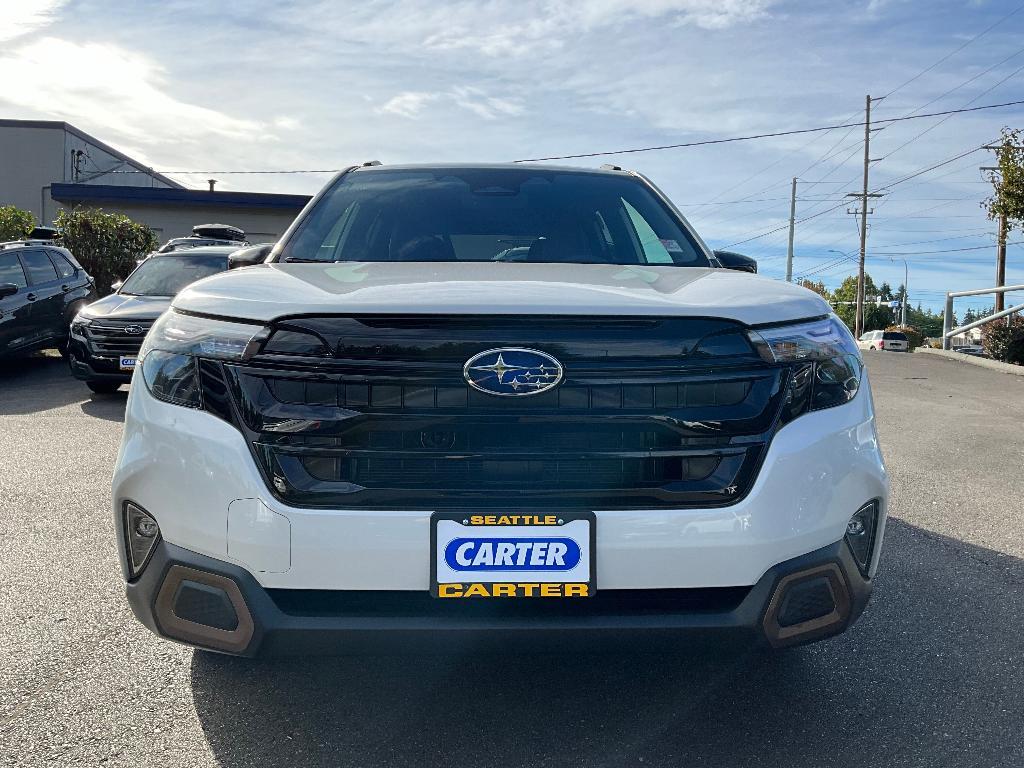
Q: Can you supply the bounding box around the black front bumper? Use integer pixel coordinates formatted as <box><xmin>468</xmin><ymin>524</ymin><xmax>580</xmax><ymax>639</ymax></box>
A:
<box><xmin>126</xmin><ymin>540</ymin><xmax>873</xmax><ymax>657</ymax></box>
<box><xmin>68</xmin><ymin>343</ymin><xmax>134</xmax><ymax>383</ymax></box>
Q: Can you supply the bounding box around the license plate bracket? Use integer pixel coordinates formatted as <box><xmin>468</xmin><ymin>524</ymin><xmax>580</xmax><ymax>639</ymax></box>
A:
<box><xmin>119</xmin><ymin>356</ymin><xmax>136</xmax><ymax>371</ymax></box>
<box><xmin>430</xmin><ymin>511</ymin><xmax>596</xmax><ymax>598</ymax></box>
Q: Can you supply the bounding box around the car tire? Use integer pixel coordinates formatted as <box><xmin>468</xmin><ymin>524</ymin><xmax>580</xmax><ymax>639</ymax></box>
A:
<box><xmin>869</xmin><ymin>346</ymin><xmax>875</xmax><ymax>350</ymax></box>
<box><xmin>86</xmin><ymin>381</ymin><xmax>121</xmax><ymax>394</ymax></box>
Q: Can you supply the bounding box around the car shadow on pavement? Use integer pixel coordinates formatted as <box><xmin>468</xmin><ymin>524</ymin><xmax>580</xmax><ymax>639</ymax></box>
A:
<box><xmin>189</xmin><ymin>519</ymin><xmax>1024</xmax><ymax>768</ymax></box>
<box><xmin>0</xmin><ymin>353</ymin><xmax>128</xmax><ymax>419</ymax></box>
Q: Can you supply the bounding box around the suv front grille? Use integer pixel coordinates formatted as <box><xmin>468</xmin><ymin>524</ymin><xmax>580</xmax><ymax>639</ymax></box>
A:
<box><xmin>86</xmin><ymin>319</ymin><xmax>153</xmax><ymax>355</ymax></box>
<box><xmin>199</xmin><ymin>315</ymin><xmax>788</xmax><ymax>510</ymax></box>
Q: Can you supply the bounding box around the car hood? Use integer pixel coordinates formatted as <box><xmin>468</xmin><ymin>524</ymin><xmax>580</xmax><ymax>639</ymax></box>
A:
<box><xmin>174</xmin><ymin>262</ymin><xmax>830</xmax><ymax>326</ymax></box>
<box><xmin>81</xmin><ymin>293</ymin><xmax>171</xmax><ymax>321</ymax></box>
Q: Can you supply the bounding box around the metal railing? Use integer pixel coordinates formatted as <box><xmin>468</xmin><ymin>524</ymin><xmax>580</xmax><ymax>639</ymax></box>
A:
<box><xmin>942</xmin><ymin>284</ymin><xmax>1024</xmax><ymax>349</ymax></box>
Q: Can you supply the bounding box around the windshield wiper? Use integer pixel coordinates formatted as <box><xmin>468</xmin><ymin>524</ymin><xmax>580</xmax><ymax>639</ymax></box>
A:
<box><xmin>282</xmin><ymin>257</ymin><xmax>333</xmax><ymax>263</ymax></box>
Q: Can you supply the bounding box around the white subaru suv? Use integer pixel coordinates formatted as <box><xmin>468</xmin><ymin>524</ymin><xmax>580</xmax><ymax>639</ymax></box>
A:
<box><xmin>113</xmin><ymin>164</ymin><xmax>887</xmax><ymax>656</ymax></box>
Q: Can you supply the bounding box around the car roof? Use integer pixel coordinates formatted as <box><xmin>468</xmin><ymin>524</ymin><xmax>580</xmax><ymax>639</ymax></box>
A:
<box><xmin>349</xmin><ymin>162</ymin><xmax>632</xmax><ymax>177</ymax></box>
<box><xmin>152</xmin><ymin>245</ymin><xmax>237</xmax><ymax>256</ymax></box>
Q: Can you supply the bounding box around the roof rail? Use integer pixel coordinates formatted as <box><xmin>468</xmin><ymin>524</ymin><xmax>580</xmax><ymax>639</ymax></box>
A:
<box><xmin>361</xmin><ymin>160</ymin><xmax>382</xmax><ymax>167</ymax></box>
<box><xmin>0</xmin><ymin>239</ymin><xmax>57</xmax><ymax>250</ymax></box>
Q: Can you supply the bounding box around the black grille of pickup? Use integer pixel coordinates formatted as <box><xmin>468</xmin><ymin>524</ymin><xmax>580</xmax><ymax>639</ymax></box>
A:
<box><xmin>200</xmin><ymin>315</ymin><xmax>788</xmax><ymax>510</ymax></box>
<box><xmin>85</xmin><ymin>319</ymin><xmax>153</xmax><ymax>355</ymax></box>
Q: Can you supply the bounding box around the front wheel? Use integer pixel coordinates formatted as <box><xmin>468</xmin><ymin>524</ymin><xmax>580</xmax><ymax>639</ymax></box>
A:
<box><xmin>86</xmin><ymin>381</ymin><xmax>121</xmax><ymax>394</ymax></box>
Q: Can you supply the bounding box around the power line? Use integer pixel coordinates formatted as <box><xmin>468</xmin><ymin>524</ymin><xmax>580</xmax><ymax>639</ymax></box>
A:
<box><xmin>876</xmin><ymin>143</ymin><xmax>991</xmax><ymax>191</ymax></box>
<box><xmin>723</xmin><ymin>139</ymin><xmax>997</xmax><ymax>249</ymax></box>
<box><xmin>871</xmin><ymin>240</ymin><xmax>1023</xmax><ymax>256</ymax></box>
<box><xmin>700</xmin><ymin>6</ymin><xmax>1022</xmax><ymax>218</ymax></box>
<box><xmin>510</xmin><ymin>99</ymin><xmax>1024</xmax><ymax>163</ymax></box>
<box><xmin>879</xmin><ymin>61</ymin><xmax>1024</xmax><ymax>160</ymax></box>
<box><xmin>879</xmin><ymin>1</ymin><xmax>1024</xmax><ymax>98</ymax></box>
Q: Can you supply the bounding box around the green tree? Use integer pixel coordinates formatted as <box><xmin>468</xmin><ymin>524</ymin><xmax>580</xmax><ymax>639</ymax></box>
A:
<box><xmin>0</xmin><ymin>205</ymin><xmax>35</xmax><ymax>241</ymax></box>
<box><xmin>55</xmin><ymin>208</ymin><xmax>158</xmax><ymax>294</ymax></box>
<box><xmin>983</xmin><ymin>127</ymin><xmax>1024</xmax><ymax>232</ymax></box>
<box><xmin>906</xmin><ymin>305</ymin><xmax>944</xmax><ymax>338</ymax></box>
<box><xmin>796</xmin><ymin>278</ymin><xmax>830</xmax><ymax>300</ymax></box>
<box><xmin>832</xmin><ymin>273</ymin><xmax>893</xmax><ymax>333</ymax></box>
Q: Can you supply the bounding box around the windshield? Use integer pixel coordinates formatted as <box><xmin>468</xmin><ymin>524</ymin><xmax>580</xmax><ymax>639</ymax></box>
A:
<box><xmin>882</xmin><ymin>332</ymin><xmax>907</xmax><ymax>341</ymax></box>
<box><xmin>119</xmin><ymin>254</ymin><xmax>228</xmax><ymax>296</ymax></box>
<box><xmin>279</xmin><ymin>168</ymin><xmax>711</xmax><ymax>267</ymax></box>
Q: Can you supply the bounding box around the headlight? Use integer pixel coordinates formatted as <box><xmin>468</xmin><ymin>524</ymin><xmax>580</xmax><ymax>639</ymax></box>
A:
<box><xmin>70</xmin><ymin>315</ymin><xmax>91</xmax><ymax>338</ymax></box>
<box><xmin>748</xmin><ymin>316</ymin><xmax>862</xmax><ymax>421</ymax></box>
<box><xmin>139</xmin><ymin>310</ymin><xmax>267</xmax><ymax>361</ymax></box>
<box><xmin>139</xmin><ymin>310</ymin><xmax>267</xmax><ymax>408</ymax></box>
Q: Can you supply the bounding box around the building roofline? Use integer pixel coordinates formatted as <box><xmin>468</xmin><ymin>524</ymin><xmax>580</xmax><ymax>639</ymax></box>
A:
<box><xmin>50</xmin><ymin>183</ymin><xmax>312</xmax><ymax>210</ymax></box>
<box><xmin>0</xmin><ymin>118</ymin><xmax>186</xmax><ymax>189</ymax></box>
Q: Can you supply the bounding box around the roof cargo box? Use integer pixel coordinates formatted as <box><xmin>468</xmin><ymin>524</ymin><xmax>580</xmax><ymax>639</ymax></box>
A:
<box><xmin>192</xmin><ymin>223</ymin><xmax>245</xmax><ymax>242</ymax></box>
<box><xmin>30</xmin><ymin>226</ymin><xmax>60</xmax><ymax>241</ymax></box>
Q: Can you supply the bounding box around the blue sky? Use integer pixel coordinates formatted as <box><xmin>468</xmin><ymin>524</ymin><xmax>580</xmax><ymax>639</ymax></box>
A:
<box><xmin>3</xmin><ymin>0</ymin><xmax>1023</xmax><ymax>312</ymax></box>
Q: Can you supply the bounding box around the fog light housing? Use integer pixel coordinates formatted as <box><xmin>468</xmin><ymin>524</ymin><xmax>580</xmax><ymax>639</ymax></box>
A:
<box><xmin>124</xmin><ymin>502</ymin><xmax>160</xmax><ymax>579</ymax></box>
<box><xmin>845</xmin><ymin>501</ymin><xmax>879</xmax><ymax>577</ymax></box>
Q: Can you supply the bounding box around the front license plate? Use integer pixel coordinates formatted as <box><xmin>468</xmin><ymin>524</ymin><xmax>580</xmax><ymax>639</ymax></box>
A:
<box><xmin>119</xmin><ymin>356</ymin><xmax>136</xmax><ymax>371</ymax></box>
<box><xmin>431</xmin><ymin>511</ymin><xmax>596</xmax><ymax>598</ymax></box>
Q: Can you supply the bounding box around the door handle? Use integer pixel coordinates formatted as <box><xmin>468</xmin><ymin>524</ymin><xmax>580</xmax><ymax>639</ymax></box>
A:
<box><xmin>26</xmin><ymin>293</ymin><xmax>37</xmax><ymax>301</ymax></box>
<box><xmin>62</xmin><ymin>284</ymin><xmax>71</xmax><ymax>292</ymax></box>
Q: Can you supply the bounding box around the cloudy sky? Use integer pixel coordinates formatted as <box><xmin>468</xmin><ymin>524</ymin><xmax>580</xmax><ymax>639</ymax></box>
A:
<box><xmin>3</xmin><ymin>0</ymin><xmax>1023</xmax><ymax>312</ymax></box>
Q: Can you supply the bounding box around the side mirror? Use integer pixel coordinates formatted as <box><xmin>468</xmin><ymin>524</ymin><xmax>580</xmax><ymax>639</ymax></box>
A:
<box><xmin>712</xmin><ymin>250</ymin><xmax>758</xmax><ymax>274</ymax></box>
<box><xmin>0</xmin><ymin>283</ymin><xmax>18</xmax><ymax>299</ymax></box>
<box><xmin>229</xmin><ymin>242</ymin><xmax>274</xmax><ymax>269</ymax></box>
<box><xmin>110</xmin><ymin>280</ymin><xmax>124</xmax><ymax>292</ymax></box>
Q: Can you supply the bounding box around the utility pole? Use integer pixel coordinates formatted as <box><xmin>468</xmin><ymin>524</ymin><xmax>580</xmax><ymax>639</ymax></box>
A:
<box><xmin>847</xmin><ymin>95</ymin><xmax>885</xmax><ymax>338</ymax></box>
<box><xmin>981</xmin><ymin>144</ymin><xmax>1024</xmax><ymax>312</ymax></box>
<box><xmin>786</xmin><ymin>177</ymin><xmax>797</xmax><ymax>282</ymax></box>
<box><xmin>890</xmin><ymin>258</ymin><xmax>908</xmax><ymax>326</ymax></box>
<box><xmin>996</xmin><ymin>209</ymin><xmax>1008</xmax><ymax>313</ymax></box>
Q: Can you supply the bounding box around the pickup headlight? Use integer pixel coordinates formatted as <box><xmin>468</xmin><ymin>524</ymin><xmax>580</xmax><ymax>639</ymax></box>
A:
<box><xmin>748</xmin><ymin>316</ymin><xmax>862</xmax><ymax>421</ymax></box>
<box><xmin>139</xmin><ymin>310</ymin><xmax>267</xmax><ymax>408</ymax></box>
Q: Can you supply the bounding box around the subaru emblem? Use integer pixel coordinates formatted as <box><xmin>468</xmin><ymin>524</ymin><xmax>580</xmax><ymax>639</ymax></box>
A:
<box><xmin>463</xmin><ymin>348</ymin><xmax>564</xmax><ymax>397</ymax></box>
<box><xmin>124</xmin><ymin>324</ymin><xmax>144</xmax><ymax>335</ymax></box>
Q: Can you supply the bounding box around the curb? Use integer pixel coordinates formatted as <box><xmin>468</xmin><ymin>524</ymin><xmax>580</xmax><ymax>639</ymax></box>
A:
<box><xmin>914</xmin><ymin>347</ymin><xmax>1024</xmax><ymax>377</ymax></box>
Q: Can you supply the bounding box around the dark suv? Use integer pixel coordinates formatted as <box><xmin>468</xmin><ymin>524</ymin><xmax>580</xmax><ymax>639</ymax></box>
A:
<box><xmin>0</xmin><ymin>240</ymin><xmax>96</xmax><ymax>360</ymax></box>
<box><xmin>68</xmin><ymin>246</ymin><xmax>235</xmax><ymax>393</ymax></box>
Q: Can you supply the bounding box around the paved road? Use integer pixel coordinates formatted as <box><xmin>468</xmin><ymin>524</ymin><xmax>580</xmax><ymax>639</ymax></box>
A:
<box><xmin>2</xmin><ymin>352</ymin><xmax>1023</xmax><ymax>767</ymax></box>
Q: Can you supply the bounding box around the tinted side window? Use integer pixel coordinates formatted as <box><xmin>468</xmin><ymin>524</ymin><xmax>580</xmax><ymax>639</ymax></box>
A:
<box><xmin>0</xmin><ymin>253</ymin><xmax>28</xmax><ymax>289</ymax></box>
<box><xmin>20</xmin><ymin>250</ymin><xmax>59</xmax><ymax>284</ymax></box>
<box><xmin>49</xmin><ymin>251</ymin><xmax>76</xmax><ymax>278</ymax></box>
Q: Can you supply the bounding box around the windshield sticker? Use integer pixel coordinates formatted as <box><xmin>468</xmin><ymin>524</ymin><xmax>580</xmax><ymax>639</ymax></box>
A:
<box><xmin>659</xmin><ymin>239</ymin><xmax>684</xmax><ymax>253</ymax></box>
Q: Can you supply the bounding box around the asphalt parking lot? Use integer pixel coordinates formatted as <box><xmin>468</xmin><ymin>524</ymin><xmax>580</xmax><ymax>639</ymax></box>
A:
<box><xmin>2</xmin><ymin>351</ymin><xmax>1024</xmax><ymax>767</ymax></box>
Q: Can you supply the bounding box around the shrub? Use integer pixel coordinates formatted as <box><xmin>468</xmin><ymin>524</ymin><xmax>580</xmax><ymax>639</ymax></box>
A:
<box><xmin>54</xmin><ymin>207</ymin><xmax>158</xmax><ymax>294</ymax></box>
<box><xmin>981</xmin><ymin>316</ymin><xmax>1024</xmax><ymax>365</ymax></box>
<box><xmin>0</xmin><ymin>205</ymin><xmax>35</xmax><ymax>241</ymax></box>
<box><xmin>885</xmin><ymin>324</ymin><xmax>923</xmax><ymax>350</ymax></box>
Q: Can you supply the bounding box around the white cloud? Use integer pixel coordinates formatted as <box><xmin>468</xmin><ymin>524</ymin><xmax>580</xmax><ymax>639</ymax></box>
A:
<box><xmin>378</xmin><ymin>91</ymin><xmax>441</xmax><ymax>118</ymax></box>
<box><xmin>377</xmin><ymin>88</ymin><xmax>524</xmax><ymax>121</ymax></box>
<box><xmin>273</xmin><ymin>116</ymin><xmax>301</xmax><ymax>131</ymax></box>
<box><xmin>449</xmin><ymin>87</ymin><xmax>524</xmax><ymax>120</ymax></box>
<box><xmin>0</xmin><ymin>0</ymin><xmax>65</xmax><ymax>43</ymax></box>
<box><xmin>301</xmin><ymin>0</ymin><xmax>777</xmax><ymax>59</ymax></box>
<box><xmin>0</xmin><ymin>37</ymin><xmax>270</xmax><ymax>145</ymax></box>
